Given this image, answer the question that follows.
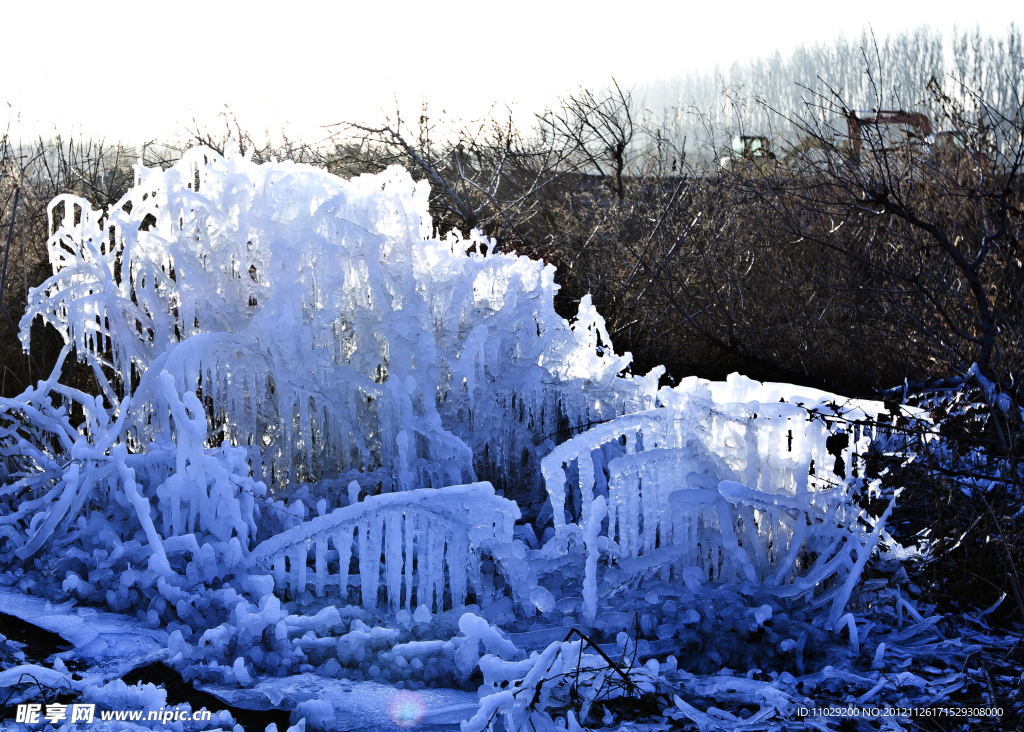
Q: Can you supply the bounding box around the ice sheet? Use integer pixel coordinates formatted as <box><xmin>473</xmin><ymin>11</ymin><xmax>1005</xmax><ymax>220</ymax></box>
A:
<box><xmin>200</xmin><ymin>676</ymin><xmax>478</xmax><ymax>731</ymax></box>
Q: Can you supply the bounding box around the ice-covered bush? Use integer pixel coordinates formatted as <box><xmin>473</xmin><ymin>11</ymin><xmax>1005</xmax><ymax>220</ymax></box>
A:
<box><xmin>535</xmin><ymin>374</ymin><xmax>893</xmax><ymax>624</ymax></box>
<box><xmin>0</xmin><ymin>352</ymin><xmax>264</xmax><ymax>620</ymax></box>
<box><xmin>244</xmin><ymin>482</ymin><xmax>530</xmax><ymax>614</ymax></box>
<box><xmin>22</xmin><ymin>142</ymin><xmax>659</xmax><ymax>496</ymax></box>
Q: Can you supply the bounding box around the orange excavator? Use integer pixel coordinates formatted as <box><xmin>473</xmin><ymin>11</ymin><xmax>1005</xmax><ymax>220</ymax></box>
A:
<box><xmin>844</xmin><ymin>109</ymin><xmax>933</xmax><ymax>164</ymax></box>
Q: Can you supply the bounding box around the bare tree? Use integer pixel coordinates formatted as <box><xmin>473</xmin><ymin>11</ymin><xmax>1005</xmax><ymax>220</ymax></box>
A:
<box><xmin>531</xmin><ymin>68</ymin><xmax>1022</xmax><ymax>395</ymax></box>
<box><xmin>540</xmin><ymin>79</ymin><xmax>638</xmax><ymax>200</ymax></box>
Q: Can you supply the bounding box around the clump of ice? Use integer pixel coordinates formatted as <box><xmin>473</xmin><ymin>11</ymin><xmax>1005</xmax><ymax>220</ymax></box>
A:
<box><xmin>538</xmin><ymin>381</ymin><xmax>893</xmax><ymax>622</ymax></box>
<box><xmin>81</xmin><ymin>679</ymin><xmax>168</xmax><ymax>713</ymax></box>
<box><xmin>292</xmin><ymin>699</ymin><xmax>333</xmax><ymax>730</ymax></box>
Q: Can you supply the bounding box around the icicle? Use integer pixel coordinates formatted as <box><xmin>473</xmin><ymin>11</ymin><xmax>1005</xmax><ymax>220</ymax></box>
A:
<box><xmin>334</xmin><ymin>526</ymin><xmax>353</xmax><ymax>600</ymax></box>
<box><xmin>447</xmin><ymin>527</ymin><xmax>469</xmax><ymax>608</ymax></box>
<box><xmin>404</xmin><ymin>511</ymin><xmax>416</xmax><ymax>612</ymax></box>
<box><xmin>385</xmin><ymin>510</ymin><xmax>403</xmax><ymax>612</ymax></box>
<box><xmin>424</xmin><ymin>519</ymin><xmax>445</xmax><ymax>612</ymax></box>
<box><xmin>288</xmin><ymin>545</ymin><xmax>306</xmax><ymax>597</ymax></box>
<box><xmin>578</xmin><ymin>454</ymin><xmax>595</xmax><ymax>523</ymax></box>
<box><xmin>583</xmin><ymin>496</ymin><xmax>607</xmax><ymax>622</ymax></box>
<box><xmin>625</xmin><ymin>465</ymin><xmax>639</xmax><ymax>558</ymax></box>
<box><xmin>315</xmin><ymin>537</ymin><xmax>327</xmax><ymax>597</ymax></box>
<box><xmin>272</xmin><ymin>552</ymin><xmax>286</xmax><ymax>592</ymax></box>
<box><xmin>358</xmin><ymin>514</ymin><xmax>377</xmax><ymax>609</ymax></box>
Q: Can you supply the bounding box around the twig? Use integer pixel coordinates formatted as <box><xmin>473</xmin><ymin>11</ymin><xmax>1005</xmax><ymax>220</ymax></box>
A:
<box><xmin>0</xmin><ymin>186</ymin><xmax>20</xmax><ymax>307</ymax></box>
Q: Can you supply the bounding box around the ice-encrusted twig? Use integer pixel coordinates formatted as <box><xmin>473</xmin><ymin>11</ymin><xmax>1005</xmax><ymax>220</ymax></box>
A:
<box><xmin>829</xmin><ymin>495</ymin><xmax>897</xmax><ymax>629</ymax></box>
<box><xmin>246</xmin><ymin>482</ymin><xmax>523</xmax><ymax>612</ymax></box>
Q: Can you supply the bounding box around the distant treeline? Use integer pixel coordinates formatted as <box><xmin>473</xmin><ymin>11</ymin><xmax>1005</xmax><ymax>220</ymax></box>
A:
<box><xmin>640</xmin><ymin>25</ymin><xmax>1024</xmax><ymax>158</ymax></box>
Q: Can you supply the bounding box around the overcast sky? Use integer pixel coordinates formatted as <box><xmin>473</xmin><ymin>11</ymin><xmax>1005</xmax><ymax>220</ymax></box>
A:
<box><xmin>2</xmin><ymin>0</ymin><xmax>1018</xmax><ymax>146</ymax></box>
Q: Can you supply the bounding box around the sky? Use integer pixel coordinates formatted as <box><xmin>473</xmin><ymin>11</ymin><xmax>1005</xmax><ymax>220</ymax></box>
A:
<box><xmin>1</xmin><ymin>0</ymin><xmax>1018</xmax><ymax>147</ymax></box>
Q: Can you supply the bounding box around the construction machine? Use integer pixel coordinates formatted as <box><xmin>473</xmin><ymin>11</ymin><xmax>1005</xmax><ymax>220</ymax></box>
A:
<box><xmin>844</xmin><ymin>109</ymin><xmax>933</xmax><ymax>164</ymax></box>
<box><xmin>719</xmin><ymin>111</ymin><xmax>984</xmax><ymax>176</ymax></box>
<box><xmin>719</xmin><ymin>135</ymin><xmax>777</xmax><ymax>174</ymax></box>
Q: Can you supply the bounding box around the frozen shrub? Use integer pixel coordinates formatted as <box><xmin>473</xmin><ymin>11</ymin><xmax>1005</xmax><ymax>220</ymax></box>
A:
<box><xmin>2</xmin><ymin>143</ymin><xmax>657</xmax><ymax>627</ymax></box>
<box><xmin>22</xmin><ymin>142</ymin><xmax>659</xmax><ymax>496</ymax></box>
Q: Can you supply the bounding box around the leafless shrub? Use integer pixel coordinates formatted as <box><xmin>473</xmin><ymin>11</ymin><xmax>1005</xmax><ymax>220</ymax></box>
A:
<box><xmin>328</xmin><ymin>105</ymin><xmax>576</xmax><ymax>251</ymax></box>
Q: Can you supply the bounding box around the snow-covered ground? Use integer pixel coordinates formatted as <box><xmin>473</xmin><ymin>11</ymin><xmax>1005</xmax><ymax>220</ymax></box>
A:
<box><xmin>0</xmin><ymin>145</ymin><xmax>1007</xmax><ymax>731</ymax></box>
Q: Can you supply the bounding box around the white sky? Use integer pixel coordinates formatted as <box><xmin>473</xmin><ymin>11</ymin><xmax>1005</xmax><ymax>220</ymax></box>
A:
<box><xmin>1</xmin><ymin>0</ymin><xmax>1018</xmax><ymax>146</ymax></box>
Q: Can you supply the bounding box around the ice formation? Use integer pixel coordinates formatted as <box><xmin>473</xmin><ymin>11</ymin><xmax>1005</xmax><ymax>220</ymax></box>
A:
<box><xmin>0</xmin><ymin>143</ymin><xmax>657</xmax><ymax>663</ymax></box>
<box><xmin>463</xmin><ymin>635</ymin><xmax>667</xmax><ymax>732</ymax></box>
<box><xmin>245</xmin><ymin>482</ymin><xmax>523</xmax><ymax>613</ymax></box>
<box><xmin>0</xmin><ymin>145</ymin><xmax>933</xmax><ymax>731</ymax></box>
<box><xmin>538</xmin><ymin>380</ymin><xmax>891</xmax><ymax>622</ymax></box>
